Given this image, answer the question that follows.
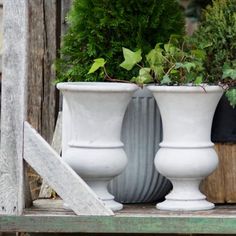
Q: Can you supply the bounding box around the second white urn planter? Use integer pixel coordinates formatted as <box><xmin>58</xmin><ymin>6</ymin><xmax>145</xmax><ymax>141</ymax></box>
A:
<box><xmin>147</xmin><ymin>85</ymin><xmax>223</xmax><ymax>211</ymax></box>
<box><xmin>57</xmin><ymin>82</ymin><xmax>138</xmax><ymax>211</ymax></box>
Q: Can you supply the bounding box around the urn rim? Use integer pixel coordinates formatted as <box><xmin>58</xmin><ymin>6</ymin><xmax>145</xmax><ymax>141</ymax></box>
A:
<box><xmin>57</xmin><ymin>82</ymin><xmax>138</xmax><ymax>92</ymax></box>
<box><xmin>147</xmin><ymin>85</ymin><xmax>224</xmax><ymax>93</ymax></box>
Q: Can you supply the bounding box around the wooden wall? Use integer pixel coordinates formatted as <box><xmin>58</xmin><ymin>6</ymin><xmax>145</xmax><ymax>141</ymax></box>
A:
<box><xmin>27</xmin><ymin>0</ymin><xmax>60</xmax><ymax>144</ymax></box>
<box><xmin>0</xmin><ymin>0</ymin><xmax>3</xmax><ymax>72</ymax></box>
<box><xmin>26</xmin><ymin>0</ymin><xmax>61</xmax><ymax>200</ymax></box>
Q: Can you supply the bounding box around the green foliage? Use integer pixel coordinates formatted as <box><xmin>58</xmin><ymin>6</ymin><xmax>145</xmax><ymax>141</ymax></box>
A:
<box><xmin>120</xmin><ymin>37</ymin><xmax>206</xmax><ymax>86</ymax></box>
<box><xmin>55</xmin><ymin>0</ymin><xmax>185</xmax><ymax>83</ymax></box>
<box><xmin>88</xmin><ymin>58</ymin><xmax>106</xmax><ymax>74</ymax></box>
<box><xmin>226</xmin><ymin>89</ymin><xmax>236</xmax><ymax>108</ymax></box>
<box><xmin>120</xmin><ymin>48</ymin><xmax>142</xmax><ymax>71</ymax></box>
<box><xmin>192</xmin><ymin>0</ymin><xmax>236</xmax><ymax>81</ymax></box>
<box><xmin>191</xmin><ymin>0</ymin><xmax>236</xmax><ymax>106</ymax></box>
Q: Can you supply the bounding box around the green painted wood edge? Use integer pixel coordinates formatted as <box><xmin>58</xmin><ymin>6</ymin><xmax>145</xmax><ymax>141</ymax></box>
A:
<box><xmin>0</xmin><ymin>215</ymin><xmax>236</xmax><ymax>234</ymax></box>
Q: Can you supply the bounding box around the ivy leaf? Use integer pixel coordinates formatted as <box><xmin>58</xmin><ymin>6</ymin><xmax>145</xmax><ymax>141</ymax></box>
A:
<box><xmin>151</xmin><ymin>65</ymin><xmax>164</xmax><ymax>80</ymax></box>
<box><xmin>194</xmin><ymin>76</ymin><xmax>203</xmax><ymax>85</ymax></box>
<box><xmin>161</xmin><ymin>75</ymin><xmax>172</xmax><ymax>85</ymax></box>
<box><xmin>138</xmin><ymin>68</ymin><xmax>153</xmax><ymax>83</ymax></box>
<box><xmin>164</xmin><ymin>43</ymin><xmax>171</xmax><ymax>52</ymax></box>
<box><xmin>88</xmin><ymin>58</ymin><xmax>106</xmax><ymax>74</ymax></box>
<box><xmin>146</xmin><ymin>47</ymin><xmax>164</xmax><ymax>67</ymax></box>
<box><xmin>120</xmin><ymin>48</ymin><xmax>142</xmax><ymax>71</ymax></box>
<box><xmin>131</xmin><ymin>68</ymin><xmax>153</xmax><ymax>85</ymax></box>
<box><xmin>175</xmin><ymin>62</ymin><xmax>184</xmax><ymax>69</ymax></box>
<box><xmin>164</xmin><ymin>43</ymin><xmax>176</xmax><ymax>54</ymax></box>
<box><xmin>226</xmin><ymin>88</ymin><xmax>236</xmax><ymax>108</ymax></box>
<box><xmin>183</xmin><ymin>62</ymin><xmax>196</xmax><ymax>73</ymax></box>
<box><xmin>222</xmin><ymin>68</ymin><xmax>236</xmax><ymax>80</ymax></box>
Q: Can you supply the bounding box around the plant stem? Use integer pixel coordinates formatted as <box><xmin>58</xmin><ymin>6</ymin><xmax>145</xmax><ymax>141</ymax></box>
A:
<box><xmin>103</xmin><ymin>66</ymin><xmax>131</xmax><ymax>83</ymax></box>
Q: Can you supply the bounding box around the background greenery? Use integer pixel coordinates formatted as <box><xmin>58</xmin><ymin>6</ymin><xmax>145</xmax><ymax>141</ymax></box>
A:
<box><xmin>55</xmin><ymin>0</ymin><xmax>184</xmax><ymax>82</ymax></box>
<box><xmin>191</xmin><ymin>0</ymin><xmax>236</xmax><ymax>106</ymax></box>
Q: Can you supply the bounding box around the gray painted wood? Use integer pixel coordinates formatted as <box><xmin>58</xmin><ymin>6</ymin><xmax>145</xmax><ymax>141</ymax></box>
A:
<box><xmin>23</xmin><ymin>121</ymin><xmax>113</xmax><ymax>216</ymax></box>
<box><xmin>0</xmin><ymin>0</ymin><xmax>28</xmax><ymax>215</ymax></box>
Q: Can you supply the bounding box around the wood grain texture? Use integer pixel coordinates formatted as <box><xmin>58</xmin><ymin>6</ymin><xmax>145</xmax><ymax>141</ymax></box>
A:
<box><xmin>0</xmin><ymin>0</ymin><xmax>28</xmax><ymax>215</ymax></box>
<box><xmin>27</xmin><ymin>0</ymin><xmax>59</xmax><ymax>143</ymax></box>
<box><xmin>220</xmin><ymin>144</ymin><xmax>236</xmax><ymax>203</ymax></box>
<box><xmin>23</xmin><ymin>122</ymin><xmax>113</xmax><ymax>216</ymax></box>
<box><xmin>1</xmin><ymin>200</ymin><xmax>236</xmax><ymax>233</ymax></box>
<box><xmin>29</xmin><ymin>234</ymin><xmax>229</xmax><ymax>236</ymax></box>
<box><xmin>26</xmin><ymin>0</ymin><xmax>60</xmax><ymax>203</ymax></box>
<box><xmin>39</xmin><ymin>112</ymin><xmax>62</xmax><ymax>198</ymax></box>
<box><xmin>201</xmin><ymin>144</ymin><xmax>236</xmax><ymax>203</ymax></box>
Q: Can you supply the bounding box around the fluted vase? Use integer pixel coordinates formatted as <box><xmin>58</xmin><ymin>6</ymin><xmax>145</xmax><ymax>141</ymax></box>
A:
<box><xmin>109</xmin><ymin>88</ymin><xmax>172</xmax><ymax>203</ymax></box>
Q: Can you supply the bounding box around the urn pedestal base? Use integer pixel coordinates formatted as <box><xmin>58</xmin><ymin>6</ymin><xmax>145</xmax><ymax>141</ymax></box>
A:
<box><xmin>156</xmin><ymin>178</ymin><xmax>214</xmax><ymax>211</ymax></box>
<box><xmin>157</xmin><ymin>199</ymin><xmax>214</xmax><ymax>211</ymax></box>
<box><xmin>87</xmin><ymin>180</ymin><xmax>123</xmax><ymax>211</ymax></box>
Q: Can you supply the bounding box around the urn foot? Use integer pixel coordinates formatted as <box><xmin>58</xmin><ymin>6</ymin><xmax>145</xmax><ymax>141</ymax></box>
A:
<box><xmin>103</xmin><ymin>199</ymin><xmax>123</xmax><ymax>211</ymax></box>
<box><xmin>157</xmin><ymin>199</ymin><xmax>214</xmax><ymax>211</ymax></box>
<box><xmin>87</xmin><ymin>180</ymin><xmax>123</xmax><ymax>212</ymax></box>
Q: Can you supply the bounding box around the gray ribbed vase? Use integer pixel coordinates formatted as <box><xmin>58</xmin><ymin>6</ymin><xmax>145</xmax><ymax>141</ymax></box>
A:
<box><xmin>108</xmin><ymin>87</ymin><xmax>172</xmax><ymax>203</ymax></box>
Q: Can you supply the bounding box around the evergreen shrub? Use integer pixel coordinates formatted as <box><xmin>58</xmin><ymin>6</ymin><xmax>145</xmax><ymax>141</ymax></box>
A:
<box><xmin>191</xmin><ymin>0</ymin><xmax>236</xmax><ymax>106</ymax></box>
<box><xmin>55</xmin><ymin>0</ymin><xmax>184</xmax><ymax>82</ymax></box>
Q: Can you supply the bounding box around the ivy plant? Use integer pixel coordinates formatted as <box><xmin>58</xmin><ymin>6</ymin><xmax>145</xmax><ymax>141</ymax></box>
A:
<box><xmin>118</xmin><ymin>37</ymin><xmax>206</xmax><ymax>86</ymax></box>
<box><xmin>89</xmin><ymin>32</ymin><xmax>236</xmax><ymax>108</ymax></box>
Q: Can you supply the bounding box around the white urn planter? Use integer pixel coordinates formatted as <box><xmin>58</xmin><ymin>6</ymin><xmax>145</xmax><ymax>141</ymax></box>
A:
<box><xmin>57</xmin><ymin>82</ymin><xmax>138</xmax><ymax>211</ymax></box>
<box><xmin>147</xmin><ymin>85</ymin><xmax>224</xmax><ymax>211</ymax></box>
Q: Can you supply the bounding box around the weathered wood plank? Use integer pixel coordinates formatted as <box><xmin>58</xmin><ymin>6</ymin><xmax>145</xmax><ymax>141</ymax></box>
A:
<box><xmin>39</xmin><ymin>112</ymin><xmax>62</xmax><ymax>198</ymax></box>
<box><xmin>29</xmin><ymin>234</ymin><xmax>228</xmax><ymax>236</ymax></box>
<box><xmin>28</xmin><ymin>233</ymin><xmax>232</xmax><ymax>236</ymax></box>
<box><xmin>27</xmin><ymin>0</ymin><xmax>60</xmax><ymax>201</ymax></box>
<box><xmin>27</xmin><ymin>0</ymin><xmax>59</xmax><ymax>143</ymax></box>
<box><xmin>201</xmin><ymin>144</ymin><xmax>225</xmax><ymax>203</ymax></box>
<box><xmin>201</xmin><ymin>144</ymin><xmax>236</xmax><ymax>203</ymax></box>
<box><xmin>221</xmin><ymin>144</ymin><xmax>236</xmax><ymax>203</ymax></box>
<box><xmin>0</xmin><ymin>0</ymin><xmax>28</xmax><ymax>215</ymax></box>
<box><xmin>25</xmin><ymin>199</ymin><xmax>236</xmax><ymax>216</ymax></box>
<box><xmin>23</xmin><ymin>122</ymin><xmax>113</xmax><ymax>216</ymax></box>
<box><xmin>1</xmin><ymin>201</ymin><xmax>236</xmax><ymax>233</ymax></box>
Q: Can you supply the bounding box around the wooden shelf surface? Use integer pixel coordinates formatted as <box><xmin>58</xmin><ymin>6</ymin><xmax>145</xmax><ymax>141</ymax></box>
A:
<box><xmin>1</xmin><ymin>199</ymin><xmax>236</xmax><ymax>234</ymax></box>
